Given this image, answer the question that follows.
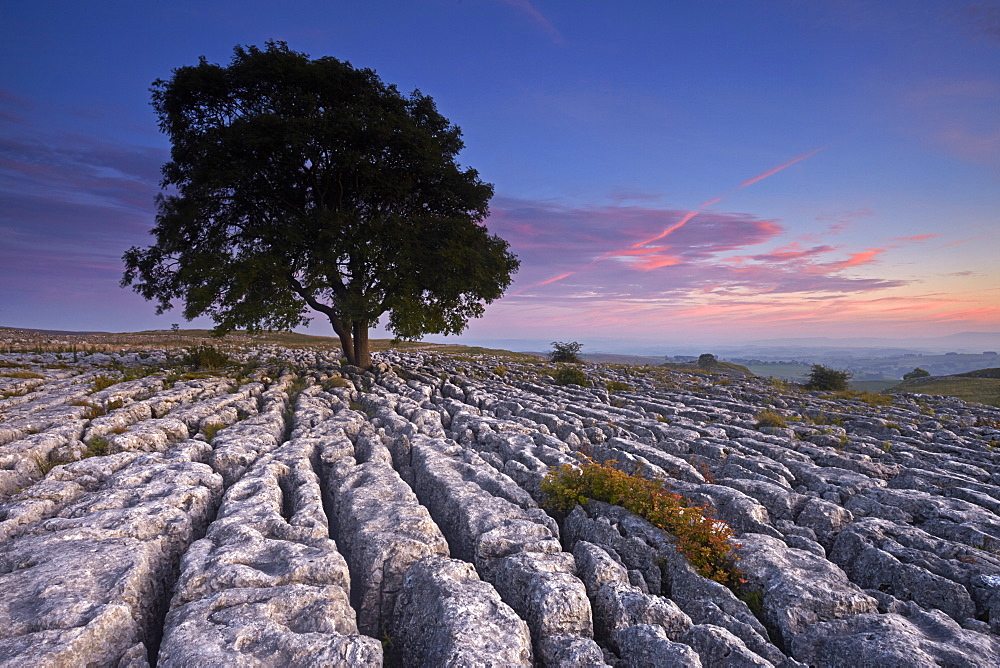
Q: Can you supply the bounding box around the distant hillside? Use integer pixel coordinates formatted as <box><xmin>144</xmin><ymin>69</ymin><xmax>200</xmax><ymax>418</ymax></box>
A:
<box><xmin>885</xmin><ymin>368</ymin><xmax>1000</xmax><ymax>407</ymax></box>
<box><xmin>659</xmin><ymin>360</ymin><xmax>755</xmax><ymax>379</ymax></box>
<box><xmin>0</xmin><ymin>326</ymin><xmax>539</xmax><ymax>361</ymax></box>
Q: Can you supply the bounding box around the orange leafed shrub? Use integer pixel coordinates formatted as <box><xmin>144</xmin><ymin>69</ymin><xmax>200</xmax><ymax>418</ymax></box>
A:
<box><xmin>540</xmin><ymin>458</ymin><xmax>744</xmax><ymax>590</ymax></box>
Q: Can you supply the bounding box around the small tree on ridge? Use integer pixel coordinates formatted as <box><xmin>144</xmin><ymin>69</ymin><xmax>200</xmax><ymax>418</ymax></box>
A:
<box><xmin>549</xmin><ymin>341</ymin><xmax>583</xmax><ymax>363</ymax></box>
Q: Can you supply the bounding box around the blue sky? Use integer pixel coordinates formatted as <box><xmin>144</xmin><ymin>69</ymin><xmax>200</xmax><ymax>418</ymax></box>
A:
<box><xmin>1</xmin><ymin>1</ymin><xmax>998</xmax><ymax>348</ymax></box>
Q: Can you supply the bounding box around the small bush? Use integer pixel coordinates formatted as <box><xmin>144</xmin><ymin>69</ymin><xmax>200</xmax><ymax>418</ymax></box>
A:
<box><xmin>553</xmin><ymin>366</ymin><xmax>589</xmax><ymax>386</ymax></box>
<box><xmin>805</xmin><ymin>364</ymin><xmax>851</xmax><ymax>391</ymax></box>
<box><xmin>697</xmin><ymin>353</ymin><xmax>718</xmax><ymax>369</ymax></box>
<box><xmin>541</xmin><ymin>458</ymin><xmax>743</xmax><ymax>590</ymax></box>
<box><xmin>755</xmin><ymin>410</ymin><xmax>788</xmax><ymax>429</ymax></box>
<box><xmin>549</xmin><ymin>341</ymin><xmax>583</xmax><ymax>363</ymax></box>
<box><xmin>180</xmin><ymin>345</ymin><xmax>232</xmax><ymax>370</ymax></box>
<box><xmin>903</xmin><ymin>367</ymin><xmax>931</xmax><ymax>380</ymax></box>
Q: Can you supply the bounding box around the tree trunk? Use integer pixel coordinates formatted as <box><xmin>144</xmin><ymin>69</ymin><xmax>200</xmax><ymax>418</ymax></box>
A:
<box><xmin>329</xmin><ymin>318</ymin><xmax>357</xmax><ymax>366</ymax></box>
<box><xmin>353</xmin><ymin>321</ymin><xmax>372</xmax><ymax>369</ymax></box>
<box><xmin>329</xmin><ymin>317</ymin><xmax>372</xmax><ymax>369</ymax></box>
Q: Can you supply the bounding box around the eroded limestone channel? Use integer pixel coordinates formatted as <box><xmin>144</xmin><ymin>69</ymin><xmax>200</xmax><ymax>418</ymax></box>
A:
<box><xmin>1</xmin><ymin>345</ymin><xmax>999</xmax><ymax>666</ymax></box>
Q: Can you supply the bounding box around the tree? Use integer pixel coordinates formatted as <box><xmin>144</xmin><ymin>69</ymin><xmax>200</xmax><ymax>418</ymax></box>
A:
<box><xmin>697</xmin><ymin>353</ymin><xmax>718</xmax><ymax>369</ymax></box>
<box><xmin>122</xmin><ymin>42</ymin><xmax>518</xmax><ymax>368</ymax></box>
<box><xmin>804</xmin><ymin>364</ymin><xmax>852</xmax><ymax>391</ymax></box>
<box><xmin>903</xmin><ymin>367</ymin><xmax>930</xmax><ymax>380</ymax></box>
<box><xmin>549</xmin><ymin>341</ymin><xmax>583</xmax><ymax>363</ymax></box>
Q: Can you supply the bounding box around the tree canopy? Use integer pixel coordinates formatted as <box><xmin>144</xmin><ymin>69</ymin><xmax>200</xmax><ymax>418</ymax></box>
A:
<box><xmin>805</xmin><ymin>364</ymin><xmax>852</xmax><ymax>391</ymax></box>
<box><xmin>122</xmin><ymin>42</ymin><xmax>518</xmax><ymax>368</ymax></box>
<box><xmin>549</xmin><ymin>341</ymin><xmax>583</xmax><ymax>363</ymax></box>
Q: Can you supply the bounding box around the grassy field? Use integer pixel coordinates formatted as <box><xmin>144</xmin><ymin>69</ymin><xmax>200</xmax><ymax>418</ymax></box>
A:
<box><xmin>850</xmin><ymin>380</ymin><xmax>898</xmax><ymax>392</ymax></box>
<box><xmin>659</xmin><ymin>361</ymin><xmax>755</xmax><ymax>378</ymax></box>
<box><xmin>885</xmin><ymin>374</ymin><xmax>1000</xmax><ymax>408</ymax></box>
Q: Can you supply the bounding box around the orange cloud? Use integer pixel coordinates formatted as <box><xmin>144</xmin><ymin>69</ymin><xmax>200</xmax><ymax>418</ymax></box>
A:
<box><xmin>739</xmin><ymin>147</ymin><xmax>825</xmax><ymax>189</ymax></box>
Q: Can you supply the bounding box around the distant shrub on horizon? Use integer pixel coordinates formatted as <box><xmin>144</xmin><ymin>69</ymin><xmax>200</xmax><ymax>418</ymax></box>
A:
<box><xmin>805</xmin><ymin>364</ymin><xmax>851</xmax><ymax>391</ymax></box>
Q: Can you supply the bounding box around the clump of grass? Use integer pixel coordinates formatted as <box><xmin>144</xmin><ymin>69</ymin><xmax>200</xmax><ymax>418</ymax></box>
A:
<box><xmin>203</xmin><ymin>422</ymin><xmax>226</xmax><ymax>441</ymax></box>
<box><xmin>83</xmin><ymin>436</ymin><xmax>109</xmax><ymax>458</ymax></box>
<box><xmin>493</xmin><ymin>365</ymin><xmax>507</xmax><ymax>376</ymax></box>
<box><xmin>32</xmin><ymin>455</ymin><xmax>56</xmax><ymax>476</ymax></box>
<box><xmin>322</xmin><ymin>377</ymin><xmax>349</xmax><ymax>390</ymax></box>
<box><xmin>605</xmin><ymin>380</ymin><xmax>633</xmax><ymax>393</ymax></box>
<box><xmin>805</xmin><ymin>412</ymin><xmax>844</xmax><ymax>427</ymax></box>
<box><xmin>91</xmin><ymin>375</ymin><xmax>119</xmax><ymax>392</ymax></box>
<box><xmin>553</xmin><ymin>366</ymin><xmax>589</xmax><ymax>387</ymax></box>
<box><xmin>755</xmin><ymin>410</ymin><xmax>788</xmax><ymax>429</ymax></box>
<box><xmin>1</xmin><ymin>370</ymin><xmax>44</xmax><ymax>379</ymax></box>
<box><xmin>541</xmin><ymin>458</ymin><xmax>743</xmax><ymax>590</ymax></box>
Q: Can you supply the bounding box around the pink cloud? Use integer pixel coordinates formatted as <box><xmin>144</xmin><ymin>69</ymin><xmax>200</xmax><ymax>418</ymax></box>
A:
<box><xmin>890</xmin><ymin>234</ymin><xmax>937</xmax><ymax>242</ymax></box>
<box><xmin>738</xmin><ymin>147</ymin><xmax>825</xmax><ymax>188</ymax></box>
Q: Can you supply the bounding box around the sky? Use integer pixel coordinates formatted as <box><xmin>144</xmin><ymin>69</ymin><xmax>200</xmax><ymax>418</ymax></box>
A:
<box><xmin>1</xmin><ymin>0</ymin><xmax>998</xmax><ymax>352</ymax></box>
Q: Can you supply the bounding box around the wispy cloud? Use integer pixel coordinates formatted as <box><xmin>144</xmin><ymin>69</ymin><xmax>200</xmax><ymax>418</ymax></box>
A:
<box><xmin>738</xmin><ymin>148</ymin><xmax>825</xmax><ymax>188</ymax></box>
<box><xmin>488</xmin><ymin>196</ymin><xmax>907</xmax><ymax>307</ymax></box>
<box><xmin>499</xmin><ymin>0</ymin><xmax>565</xmax><ymax>44</ymax></box>
<box><xmin>890</xmin><ymin>234</ymin><xmax>937</xmax><ymax>242</ymax></box>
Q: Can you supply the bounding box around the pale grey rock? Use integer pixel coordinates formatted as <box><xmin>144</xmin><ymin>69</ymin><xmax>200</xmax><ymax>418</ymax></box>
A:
<box><xmin>791</xmin><ymin>606</ymin><xmax>1000</xmax><ymax>668</ymax></box>
<box><xmin>159</xmin><ymin>585</ymin><xmax>381</xmax><ymax>667</ymax></box>
<box><xmin>573</xmin><ymin>540</ymin><xmax>629</xmax><ymax>596</ymax></box>
<box><xmin>392</xmin><ymin>556</ymin><xmax>533</xmax><ymax>667</ymax></box>
<box><xmin>737</xmin><ymin>533</ymin><xmax>878</xmax><ymax>650</ymax></box>
<box><xmin>828</xmin><ymin>517</ymin><xmax>983</xmax><ymax>623</ymax></box>
<box><xmin>593</xmin><ymin>581</ymin><xmax>692</xmax><ymax>649</ymax></box>
<box><xmin>537</xmin><ymin>633</ymin><xmax>609</xmax><ymax>667</ymax></box>
<box><xmin>680</xmin><ymin>624</ymin><xmax>775</xmax><ymax>667</ymax></box>
<box><xmin>329</xmin><ymin>460</ymin><xmax>449</xmax><ymax>636</ymax></box>
<box><xmin>0</xmin><ymin>535</ymin><xmax>154</xmax><ymax>666</ymax></box>
<box><xmin>692</xmin><ymin>483</ymin><xmax>782</xmax><ymax>538</ymax></box>
<box><xmin>615</xmin><ymin>624</ymin><xmax>702</xmax><ymax>667</ymax></box>
<box><xmin>794</xmin><ymin>496</ymin><xmax>854</xmax><ymax>547</ymax></box>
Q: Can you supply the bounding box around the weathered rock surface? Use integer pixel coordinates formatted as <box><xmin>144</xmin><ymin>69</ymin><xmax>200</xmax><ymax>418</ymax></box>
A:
<box><xmin>1</xmin><ymin>343</ymin><xmax>999</xmax><ymax>665</ymax></box>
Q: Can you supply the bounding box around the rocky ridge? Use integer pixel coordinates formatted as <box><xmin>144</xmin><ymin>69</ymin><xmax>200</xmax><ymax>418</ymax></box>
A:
<box><xmin>1</xmin><ymin>346</ymin><xmax>999</xmax><ymax>666</ymax></box>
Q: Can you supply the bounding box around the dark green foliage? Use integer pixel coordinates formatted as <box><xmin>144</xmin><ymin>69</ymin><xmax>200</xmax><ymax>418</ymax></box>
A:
<box><xmin>122</xmin><ymin>42</ymin><xmax>518</xmax><ymax>369</ymax></box>
<box><xmin>805</xmin><ymin>364</ymin><xmax>852</xmax><ymax>391</ymax></box>
<box><xmin>180</xmin><ymin>345</ymin><xmax>232</xmax><ymax>370</ymax></box>
<box><xmin>549</xmin><ymin>341</ymin><xmax>583</xmax><ymax>363</ymax></box>
<box><xmin>697</xmin><ymin>353</ymin><xmax>718</xmax><ymax>369</ymax></box>
<box><xmin>553</xmin><ymin>365</ymin><xmax>589</xmax><ymax>386</ymax></box>
<box><xmin>903</xmin><ymin>367</ymin><xmax>931</xmax><ymax>380</ymax></box>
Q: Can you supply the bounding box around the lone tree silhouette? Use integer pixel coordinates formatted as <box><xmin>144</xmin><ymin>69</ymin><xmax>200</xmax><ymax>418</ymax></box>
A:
<box><xmin>123</xmin><ymin>42</ymin><xmax>518</xmax><ymax>368</ymax></box>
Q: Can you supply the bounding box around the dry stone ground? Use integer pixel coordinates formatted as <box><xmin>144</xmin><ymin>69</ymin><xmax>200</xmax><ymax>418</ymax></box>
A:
<box><xmin>1</xmin><ymin>345</ymin><xmax>999</xmax><ymax>666</ymax></box>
